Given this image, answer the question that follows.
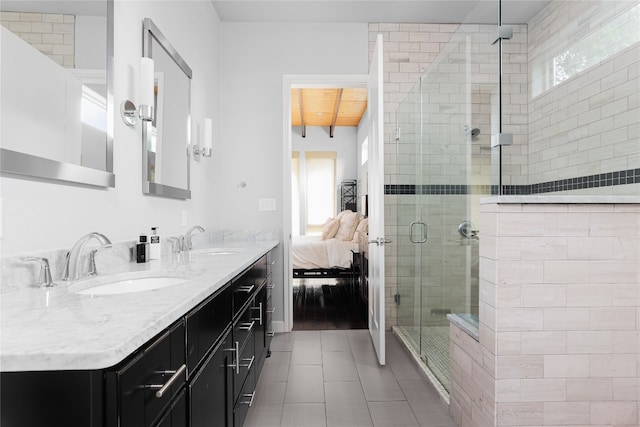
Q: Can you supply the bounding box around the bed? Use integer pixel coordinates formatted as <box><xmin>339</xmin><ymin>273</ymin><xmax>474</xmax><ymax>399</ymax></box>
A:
<box><xmin>292</xmin><ymin>235</ymin><xmax>359</xmax><ymax>278</ymax></box>
<box><xmin>292</xmin><ymin>211</ymin><xmax>368</xmax><ymax>279</ymax></box>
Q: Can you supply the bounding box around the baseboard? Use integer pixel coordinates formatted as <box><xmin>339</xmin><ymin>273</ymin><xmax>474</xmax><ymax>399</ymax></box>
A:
<box><xmin>272</xmin><ymin>320</ymin><xmax>286</xmax><ymax>333</ymax></box>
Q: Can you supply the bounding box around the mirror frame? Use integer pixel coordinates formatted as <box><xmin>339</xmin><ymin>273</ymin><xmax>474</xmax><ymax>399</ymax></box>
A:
<box><xmin>0</xmin><ymin>0</ymin><xmax>115</xmax><ymax>188</ymax></box>
<box><xmin>142</xmin><ymin>18</ymin><xmax>192</xmax><ymax>199</ymax></box>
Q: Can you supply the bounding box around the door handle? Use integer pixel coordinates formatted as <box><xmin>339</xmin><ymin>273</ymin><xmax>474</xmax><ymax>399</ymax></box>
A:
<box><xmin>368</xmin><ymin>237</ymin><xmax>392</xmax><ymax>246</ymax></box>
<box><xmin>251</xmin><ymin>303</ymin><xmax>263</xmax><ymax>325</ymax></box>
<box><xmin>240</xmin><ymin>391</ymin><xmax>256</xmax><ymax>406</ymax></box>
<box><xmin>238</xmin><ymin>321</ymin><xmax>255</xmax><ymax>332</ymax></box>
<box><xmin>238</xmin><ymin>284</ymin><xmax>255</xmax><ymax>293</ymax></box>
<box><xmin>146</xmin><ymin>364</ymin><xmax>186</xmax><ymax>398</ymax></box>
<box><xmin>225</xmin><ymin>341</ymin><xmax>240</xmax><ymax>374</ymax></box>
<box><xmin>409</xmin><ymin>221</ymin><xmax>427</xmax><ymax>243</ymax></box>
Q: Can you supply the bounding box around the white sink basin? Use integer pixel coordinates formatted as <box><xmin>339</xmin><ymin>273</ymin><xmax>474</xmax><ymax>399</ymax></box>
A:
<box><xmin>192</xmin><ymin>248</ymin><xmax>241</xmax><ymax>256</ymax></box>
<box><xmin>76</xmin><ymin>276</ymin><xmax>188</xmax><ymax>295</ymax></box>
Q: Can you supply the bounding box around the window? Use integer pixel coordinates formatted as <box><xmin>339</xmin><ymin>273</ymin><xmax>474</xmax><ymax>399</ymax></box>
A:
<box><xmin>531</xmin><ymin>3</ymin><xmax>640</xmax><ymax>98</ymax></box>
<box><xmin>305</xmin><ymin>151</ymin><xmax>336</xmax><ymax>234</ymax></box>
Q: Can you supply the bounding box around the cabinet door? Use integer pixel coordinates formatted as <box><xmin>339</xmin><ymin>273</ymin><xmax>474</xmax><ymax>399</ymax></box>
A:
<box><xmin>189</xmin><ymin>330</ymin><xmax>233</xmax><ymax>427</ymax></box>
<box><xmin>186</xmin><ymin>286</ymin><xmax>232</xmax><ymax>373</ymax></box>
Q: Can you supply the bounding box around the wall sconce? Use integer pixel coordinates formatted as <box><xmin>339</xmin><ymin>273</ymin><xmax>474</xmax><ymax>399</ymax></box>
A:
<box><xmin>120</xmin><ymin>57</ymin><xmax>155</xmax><ymax>126</ymax></box>
<box><xmin>193</xmin><ymin>118</ymin><xmax>213</xmax><ymax>161</ymax></box>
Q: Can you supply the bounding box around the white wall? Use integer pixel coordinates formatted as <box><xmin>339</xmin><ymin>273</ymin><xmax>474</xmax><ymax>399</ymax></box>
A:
<box><xmin>292</xmin><ymin>126</ymin><xmax>358</xmax><ymax>188</ymax></box>
<box><xmin>0</xmin><ymin>0</ymin><xmax>221</xmax><ymax>256</ymax></box>
<box><xmin>217</xmin><ymin>22</ymin><xmax>368</xmax><ymax>324</ymax></box>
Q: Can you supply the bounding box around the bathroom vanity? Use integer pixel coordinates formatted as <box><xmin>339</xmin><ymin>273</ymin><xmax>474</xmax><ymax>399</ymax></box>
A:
<box><xmin>0</xmin><ymin>241</ymin><xmax>277</xmax><ymax>427</ymax></box>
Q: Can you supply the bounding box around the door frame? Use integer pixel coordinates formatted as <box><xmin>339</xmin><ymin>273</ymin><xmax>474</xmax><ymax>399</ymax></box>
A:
<box><xmin>281</xmin><ymin>74</ymin><xmax>368</xmax><ymax>332</ymax></box>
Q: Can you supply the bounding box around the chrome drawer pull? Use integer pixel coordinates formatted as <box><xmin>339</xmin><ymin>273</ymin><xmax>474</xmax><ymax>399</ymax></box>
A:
<box><xmin>267</xmin><ymin>308</ymin><xmax>276</xmax><ymax>314</ymax></box>
<box><xmin>238</xmin><ymin>284</ymin><xmax>255</xmax><ymax>293</ymax></box>
<box><xmin>251</xmin><ymin>303</ymin><xmax>263</xmax><ymax>325</ymax></box>
<box><xmin>148</xmin><ymin>364</ymin><xmax>186</xmax><ymax>398</ymax></box>
<box><xmin>238</xmin><ymin>321</ymin><xmax>255</xmax><ymax>332</ymax></box>
<box><xmin>267</xmin><ymin>284</ymin><xmax>275</xmax><ymax>289</ymax></box>
<box><xmin>266</xmin><ymin>332</ymin><xmax>275</xmax><ymax>337</ymax></box>
<box><xmin>240</xmin><ymin>355</ymin><xmax>255</xmax><ymax>371</ymax></box>
<box><xmin>241</xmin><ymin>391</ymin><xmax>256</xmax><ymax>407</ymax></box>
<box><xmin>225</xmin><ymin>341</ymin><xmax>240</xmax><ymax>374</ymax></box>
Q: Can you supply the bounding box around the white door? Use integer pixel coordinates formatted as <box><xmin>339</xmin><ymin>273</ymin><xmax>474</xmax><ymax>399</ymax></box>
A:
<box><xmin>368</xmin><ymin>34</ymin><xmax>386</xmax><ymax>365</ymax></box>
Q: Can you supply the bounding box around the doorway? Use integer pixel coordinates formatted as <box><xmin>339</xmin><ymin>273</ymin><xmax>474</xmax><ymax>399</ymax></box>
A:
<box><xmin>281</xmin><ymin>74</ymin><xmax>368</xmax><ymax>334</ymax></box>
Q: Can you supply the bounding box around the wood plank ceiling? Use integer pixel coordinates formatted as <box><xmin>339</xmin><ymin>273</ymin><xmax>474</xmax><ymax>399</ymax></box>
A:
<box><xmin>291</xmin><ymin>88</ymin><xmax>367</xmax><ymax>137</ymax></box>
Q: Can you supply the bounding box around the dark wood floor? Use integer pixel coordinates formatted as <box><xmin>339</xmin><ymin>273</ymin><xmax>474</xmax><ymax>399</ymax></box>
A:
<box><xmin>292</xmin><ymin>278</ymin><xmax>367</xmax><ymax>330</ymax></box>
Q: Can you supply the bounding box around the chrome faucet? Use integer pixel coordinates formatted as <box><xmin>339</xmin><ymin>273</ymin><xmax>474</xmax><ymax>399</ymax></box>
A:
<box><xmin>62</xmin><ymin>232</ymin><xmax>112</xmax><ymax>281</ymax></box>
<box><xmin>181</xmin><ymin>226</ymin><xmax>204</xmax><ymax>251</ymax></box>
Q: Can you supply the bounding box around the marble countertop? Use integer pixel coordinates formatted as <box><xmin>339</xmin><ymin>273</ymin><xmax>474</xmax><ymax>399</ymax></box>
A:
<box><xmin>0</xmin><ymin>240</ymin><xmax>278</xmax><ymax>372</ymax></box>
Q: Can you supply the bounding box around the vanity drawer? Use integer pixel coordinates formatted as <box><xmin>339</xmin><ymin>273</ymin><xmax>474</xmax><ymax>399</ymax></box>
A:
<box><xmin>108</xmin><ymin>320</ymin><xmax>186</xmax><ymax>427</ymax></box>
<box><xmin>232</xmin><ymin>268</ymin><xmax>256</xmax><ymax>315</ymax></box>
<box><xmin>186</xmin><ymin>285</ymin><xmax>232</xmax><ymax>374</ymax></box>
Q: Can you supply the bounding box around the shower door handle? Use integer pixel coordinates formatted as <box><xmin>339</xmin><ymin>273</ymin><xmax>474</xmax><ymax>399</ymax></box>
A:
<box><xmin>409</xmin><ymin>221</ymin><xmax>427</xmax><ymax>243</ymax></box>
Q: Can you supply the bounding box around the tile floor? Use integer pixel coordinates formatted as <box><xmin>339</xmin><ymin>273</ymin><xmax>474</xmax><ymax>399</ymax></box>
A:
<box><xmin>244</xmin><ymin>330</ymin><xmax>457</xmax><ymax>427</ymax></box>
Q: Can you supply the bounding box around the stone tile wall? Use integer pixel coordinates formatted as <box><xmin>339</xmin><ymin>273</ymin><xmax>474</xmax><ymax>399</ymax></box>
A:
<box><xmin>449</xmin><ymin>200</ymin><xmax>640</xmax><ymax>426</ymax></box>
<box><xmin>527</xmin><ymin>0</ymin><xmax>640</xmax><ymax>188</ymax></box>
<box><xmin>0</xmin><ymin>11</ymin><xmax>75</xmax><ymax>67</ymax></box>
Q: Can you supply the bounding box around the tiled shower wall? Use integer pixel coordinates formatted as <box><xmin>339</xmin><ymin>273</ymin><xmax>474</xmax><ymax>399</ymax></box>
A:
<box><xmin>0</xmin><ymin>11</ymin><xmax>75</xmax><ymax>68</ymax></box>
<box><xmin>448</xmin><ymin>201</ymin><xmax>640</xmax><ymax>427</ymax></box>
<box><xmin>526</xmin><ymin>0</ymin><xmax>640</xmax><ymax>194</ymax></box>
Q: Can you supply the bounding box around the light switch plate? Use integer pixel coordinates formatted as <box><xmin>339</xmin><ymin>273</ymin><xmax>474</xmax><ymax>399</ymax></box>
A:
<box><xmin>258</xmin><ymin>198</ymin><xmax>276</xmax><ymax>212</ymax></box>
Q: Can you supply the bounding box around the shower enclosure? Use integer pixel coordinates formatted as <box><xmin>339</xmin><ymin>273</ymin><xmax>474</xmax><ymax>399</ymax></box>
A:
<box><xmin>393</xmin><ymin>24</ymin><xmax>501</xmax><ymax>391</ymax></box>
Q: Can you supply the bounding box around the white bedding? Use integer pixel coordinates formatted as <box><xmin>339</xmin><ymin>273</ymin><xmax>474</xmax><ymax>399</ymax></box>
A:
<box><xmin>292</xmin><ymin>235</ymin><xmax>358</xmax><ymax>269</ymax></box>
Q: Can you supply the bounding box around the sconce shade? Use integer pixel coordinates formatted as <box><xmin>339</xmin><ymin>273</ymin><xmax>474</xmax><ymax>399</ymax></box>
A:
<box><xmin>140</xmin><ymin>57</ymin><xmax>155</xmax><ymax>108</ymax></box>
<box><xmin>203</xmin><ymin>118</ymin><xmax>213</xmax><ymax>150</ymax></box>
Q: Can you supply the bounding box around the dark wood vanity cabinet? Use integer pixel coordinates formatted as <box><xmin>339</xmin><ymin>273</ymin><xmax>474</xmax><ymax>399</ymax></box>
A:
<box><xmin>0</xmin><ymin>251</ymin><xmax>274</xmax><ymax>427</ymax></box>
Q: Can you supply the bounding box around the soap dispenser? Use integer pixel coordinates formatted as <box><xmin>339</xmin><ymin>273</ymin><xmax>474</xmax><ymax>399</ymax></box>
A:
<box><xmin>149</xmin><ymin>227</ymin><xmax>161</xmax><ymax>260</ymax></box>
<box><xmin>136</xmin><ymin>234</ymin><xmax>148</xmax><ymax>263</ymax></box>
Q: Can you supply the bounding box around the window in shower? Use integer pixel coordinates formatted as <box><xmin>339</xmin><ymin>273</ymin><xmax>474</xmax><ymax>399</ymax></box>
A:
<box><xmin>532</xmin><ymin>2</ymin><xmax>640</xmax><ymax>97</ymax></box>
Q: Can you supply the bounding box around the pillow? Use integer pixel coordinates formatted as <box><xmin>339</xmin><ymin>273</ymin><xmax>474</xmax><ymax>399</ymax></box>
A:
<box><xmin>335</xmin><ymin>211</ymin><xmax>360</xmax><ymax>241</ymax></box>
<box><xmin>356</xmin><ymin>218</ymin><xmax>368</xmax><ymax>234</ymax></box>
<box><xmin>336</xmin><ymin>210</ymin><xmax>353</xmax><ymax>220</ymax></box>
<box><xmin>321</xmin><ymin>218</ymin><xmax>340</xmax><ymax>240</ymax></box>
<box><xmin>352</xmin><ymin>218</ymin><xmax>368</xmax><ymax>241</ymax></box>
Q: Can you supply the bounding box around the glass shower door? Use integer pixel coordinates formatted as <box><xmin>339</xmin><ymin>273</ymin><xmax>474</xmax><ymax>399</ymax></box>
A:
<box><xmin>394</xmin><ymin>25</ymin><xmax>494</xmax><ymax>392</ymax></box>
<box><xmin>394</xmin><ymin>78</ymin><xmax>424</xmax><ymax>363</ymax></box>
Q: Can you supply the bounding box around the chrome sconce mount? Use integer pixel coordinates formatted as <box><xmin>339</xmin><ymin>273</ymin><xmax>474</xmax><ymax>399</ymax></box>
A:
<box><xmin>192</xmin><ymin>118</ymin><xmax>213</xmax><ymax>162</ymax></box>
<box><xmin>121</xmin><ymin>57</ymin><xmax>155</xmax><ymax>127</ymax></box>
<box><xmin>120</xmin><ymin>100</ymin><xmax>153</xmax><ymax>127</ymax></box>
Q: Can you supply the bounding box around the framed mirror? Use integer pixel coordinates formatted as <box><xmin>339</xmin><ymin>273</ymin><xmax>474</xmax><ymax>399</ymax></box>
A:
<box><xmin>0</xmin><ymin>0</ymin><xmax>115</xmax><ymax>188</ymax></box>
<box><xmin>142</xmin><ymin>18</ymin><xmax>192</xmax><ymax>199</ymax></box>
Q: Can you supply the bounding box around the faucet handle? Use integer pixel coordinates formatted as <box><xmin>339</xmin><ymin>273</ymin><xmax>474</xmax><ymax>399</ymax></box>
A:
<box><xmin>166</xmin><ymin>237</ymin><xmax>180</xmax><ymax>254</ymax></box>
<box><xmin>23</xmin><ymin>257</ymin><xmax>56</xmax><ymax>288</ymax></box>
<box><xmin>86</xmin><ymin>245</ymin><xmax>112</xmax><ymax>278</ymax></box>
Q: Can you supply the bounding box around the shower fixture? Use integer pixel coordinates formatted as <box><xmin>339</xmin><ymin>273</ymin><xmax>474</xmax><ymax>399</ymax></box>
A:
<box><xmin>465</xmin><ymin>125</ymin><xmax>480</xmax><ymax>139</ymax></box>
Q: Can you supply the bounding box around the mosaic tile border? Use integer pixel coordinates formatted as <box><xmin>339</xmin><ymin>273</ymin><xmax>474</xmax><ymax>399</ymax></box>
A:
<box><xmin>385</xmin><ymin>168</ymin><xmax>640</xmax><ymax>195</ymax></box>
